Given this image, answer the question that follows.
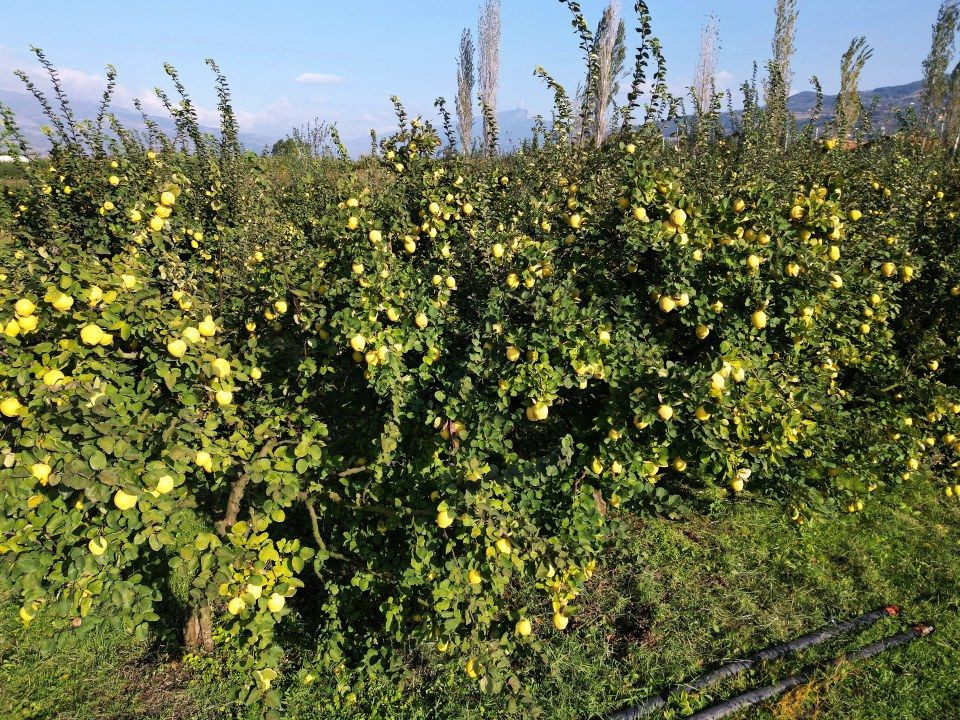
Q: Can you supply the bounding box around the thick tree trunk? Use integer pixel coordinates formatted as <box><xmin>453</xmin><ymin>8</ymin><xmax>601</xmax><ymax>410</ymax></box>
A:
<box><xmin>183</xmin><ymin>605</ymin><xmax>214</xmax><ymax>652</ymax></box>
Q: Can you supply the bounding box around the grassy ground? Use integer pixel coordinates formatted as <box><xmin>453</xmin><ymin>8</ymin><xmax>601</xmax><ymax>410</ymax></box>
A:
<box><xmin>2</xmin><ymin>483</ymin><xmax>959</xmax><ymax>720</ymax></box>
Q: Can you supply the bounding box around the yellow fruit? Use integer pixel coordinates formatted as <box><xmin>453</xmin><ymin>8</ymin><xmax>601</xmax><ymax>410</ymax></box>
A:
<box><xmin>149</xmin><ymin>215</ymin><xmax>164</xmax><ymax>232</ymax></box>
<box><xmin>436</xmin><ymin>509</ymin><xmax>454</xmax><ymax>529</ymax></box>
<box><xmin>211</xmin><ymin>358</ymin><xmax>231</xmax><ymax>378</ymax></box>
<box><xmin>350</xmin><ymin>334</ymin><xmax>366</xmax><ymax>352</ymax></box>
<box><xmin>516</xmin><ymin>619</ymin><xmax>532</xmax><ymax>636</ymax></box>
<box><xmin>31</xmin><ymin>463</ymin><xmax>51</xmax><ymax>484</ymax></box>
<box><xmin>267</xmin><ymin>592</ymin><xmax>286</xmax><ymax>613</ymax></box>
<box><xmin>746</xmin><ymin>254</ymin><xmax>761</xmax><ymax>270</ymax></box>
<box><xmin>829</xmin><ymin>274</ymin><xmax>843</xmax><ymax>289</ymax></box>
<box><xmin>633</xmin><ymin>206</ymin><xmax>648</xmax><ymax>222</ymax></box>
<box><xmin>568</xmin><ymin>213</ymin><xmax>582</xmax><ymax>229</ymax></box>
<box><xmin>658</xmin><ymin>404</ymin><xmax>674</xmax><ymax>421</ymax></box>
<box><xmin>730</xmin><ymin>478</ymin><xmax>745</xmax><ymax>492</ymax></box>
<box><xmin>673</xmin><ymin>457</ymin><xmax>687</xmax><ymax>472</ymax></box>
<box><xmin>215</xmin><ymin>390</ymin><xmax>233</xmax><ymax>406</ymax></box>
<box><xmin>109</xmin><ymin>175</ymin><xmax>120</xmax><ymax>186</ymax></box>
<box><xmin>786</xmin><ymin>262</ymin><xmax>800</xmax><ymax>277</ymax></box>
<box><xmin>491</xmin><ymin>243</ymin><xmax>505</xmax><ymax>258</ymax></box>
<box><xmin>183</xmin><ymin>326</ymin><xmax>201</xmax><ymax>344</ymax></box>
<box><xmin>227</xmin><ymin>597</ymin><xmax>246</xmax><ymax>615</ymax></box>
<box><xmin>88</xmin><ymin>537</ymin><xmax>108</xmax><ymax>556</ymax></box>
<box><xmin>445</xmin><ymin>275</ymin><xmax>457</xmax><ymax>290</ymax></box>
<box><xmin>160</xmin><ymin>190</ymin><xmax>176</xmax><ymax>207</ymax></box>
<box><xmin>625</xmin><ymin>143</ymin><xmax>636</xmax><ymax>154</ymax></box>
<box><xmin>462</xmin><ymin>202</ymin><xmax>474</xmax><ymax>214</ymax></box>
<box><xmin>114</xmin><ymin>489</ymin><xmax>138</xmax><ymax>511</ymax></box>
<box><xmin>428</xmin><ymin>201</ymin><xmax>441</xmax><ymax>216</ymax></box>
<box><xmin>848</xmin><ymin>209</ymin><xmax>862</xmax><ymax>221</ymax></box>
<box><xmin>415</xmin><ymin>312</ymin><xmax>429</xmax><ymax>329</ymax></box>
<box><xmin>250</xmin><ymin>367</ymin><xmax>262</xmax><ymax>380</ymax></box>
<box><xmin>80</xmin><ymin>323</ymin><xmax>105</xmax><ymax>346</ymax></box>
<box><xmin>167</xmin><ymin>339</ymin><xmax>187</xmax><ymax>358</ymax></box>
<box><xmin>880</xmin><ymin>262</ymin><xmax>896</xmax><ymax>277</ymax></box>
<box><xmin>506</xmin><ymin>273</ymin><xmax>520</xmax><ymax>289</ymax></box>
<box><xmin>789</xmin><ymin>205</ymin><xmax>804</xmax><ymax>220</ymax></box>
<box><xmin>659</xmin><ymin>296</ymin><xmax>676</xmax><ymax>313</ymax></box>
<box><xmin>506</xmin><ymin>346</ymin><xmax>520</xmax><ymax>362</ymax></box>
<box><xmin>527</xmin><ymin>402</ymin><xmax>549</xmax><ymax>422</ymax></box>
<box><xmin>155</xmin><ymin>474</ymin><xmax>174</xmax><ymax>494</ymax></box>
<box><xmin>3</xmin><ymin>319</ymin><xmax>20</xmax><ymax>337</ymax></box>
<box><xmin>198</xmin><ymin>316</ymin><xmax>217</xmax><ymax>336</ymax></box>
<box><xmin>1</xmin><ymin>396</ymin><xmax>22</xmax><ymax>417</ymax></box>
<box><xmin>274</xmin><ymin>299</ymin><xmax>288</xmax><ymax>314</ymax></box>
<box><xmin>196</xmin><ymin>450</ymin><xmax>213</xmax><ymax>471</ymax></box>
<box><xmin>751</xmin><ymin>310</ymin><xmax>768</xmax><ymax>329</ymax></box>
<box><xmin>670</xmin><ymin>208</ymin><xmax>687</xmax><ymax>226</ymax></box>
<box><xmin>369</xmin><ymin>229</ymin><xmax>383</xmax><ymax>243</ymax></box>
<box><xmin>468</xmin><ymin>569</ymin><xmax>482</xmax><ymax>585</ymax></box>
<box><xmin>19</xmin><ymin>606</ymin><xmax>35</xmax><ymax>624</ymax></box>
<box><xmin>553</xmin><ymin>612</ymin><xmax>569</xmax><ymax>630</ymax></box>
<box><xmin>17</xmin><ymin>315</ymin><xmax>38</xmax><ymax>333</ymax></box>
<box><xmin>598</xmin><ymin>329</ymin><xmax>611</xmax><ymax>344</ymax></box>
<box><xmin>386</xmin><ymin>307</ymin><xmax>401</xmax><ymax>322</ymax></box>
<box><xmin>466</xmin><ymin>658</ymin><xmax>479</xmax><ymax>678</ymax></box>
<box><xmin>51</xmin><ymin>293</ymin><xmax>74</xmax><ymax>311</ymax></box>
<box><xmin>695</xmin><ymin>405</ymin><xmax>710</xmax><ymax>421</ymax></box>
<box><xmin>14</xmin><ymin>298</ymin><xmax>35</xmax><ymax>317</ymax></box>
<box><xmin>495</xmin><ymin>537</ymin><xmax>512</xmax><ymax>554</ymax></box>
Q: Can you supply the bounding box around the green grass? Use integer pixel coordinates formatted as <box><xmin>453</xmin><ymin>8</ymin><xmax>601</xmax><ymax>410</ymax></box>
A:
<box><xmin>3</xmin><ymin>483</ymin><xmax>959</xmax><ymax>720</ymax></box>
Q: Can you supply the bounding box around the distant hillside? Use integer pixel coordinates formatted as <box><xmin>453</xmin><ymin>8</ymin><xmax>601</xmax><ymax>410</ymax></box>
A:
<box><xmin>0</xmin><ymin>88</ymin><xmax>276</xmax><ymax>154</ymax></box>
<box><xmin>0</xmin><ymin>79</ymin><xmax>925</xmax><ymax>157</ymax></box>
<box><xmin>787</xmin><ymin>79</ymin><xmax>922</xmax><ymax>131</ymax></box>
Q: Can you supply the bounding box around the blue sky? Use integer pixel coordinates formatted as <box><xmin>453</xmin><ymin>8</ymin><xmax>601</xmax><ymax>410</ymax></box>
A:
<box><xmin>0</xmin><ymin>1</ymin><xmax>945</xmax><ymax>142</ymax></box>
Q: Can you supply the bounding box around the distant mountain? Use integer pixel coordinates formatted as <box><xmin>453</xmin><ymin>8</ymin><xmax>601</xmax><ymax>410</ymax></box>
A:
<box><xmin>2</xmin><ymin>79</ymin><xmax>923</xmax><ymax>158</ymax></box>
<box><xmin>786</xmin><ymin>79</ymin><xmax>922</xmax><ymax>131</ymax></box>
<box><xmin>0</xmin><ymin>88</ymin><xmax>276</xmax><ymax>154</ymax></box>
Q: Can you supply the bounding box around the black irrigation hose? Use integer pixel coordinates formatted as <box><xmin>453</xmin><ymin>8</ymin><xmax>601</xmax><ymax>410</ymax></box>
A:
<box><xmin>684</xmin><ymin>624</ymin><xmax>935</xmax><ymax>720</ymax></box>
<box><xmin>605</xmin><ymin>605</ymin><xmax>900</xmax><ymax>720</ymax></box>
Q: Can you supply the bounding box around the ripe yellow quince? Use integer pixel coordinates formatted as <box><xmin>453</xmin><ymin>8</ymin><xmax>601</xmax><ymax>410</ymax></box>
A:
<box><xmin>1</xmin><ymin>396</ymin><xmax>23</xmax><ymax>417</ymax></box>
<box><xmin>114</xmin><ymin>489</ymin><xmax>138</xmax><ymax>511</ymax></box>
<box><xmin>211</xmin><ymin>357</ymin><xmax>231</xmax><ymax>378</ymax></box>
<box><xmin>88</xmin><ymin>537</ymin><xmax>108</xmax><ymax>556</ymax></box>
<box><xmin>14</xmin><ymin>298</ymin><xmax>35</xmax><ymax>317</ymax></box>
<box><xmin>436</xmin><ymin>509</ymin><xmax>454</xmax><ymax>529</ymax></box>
<box><xmin>516</xmin><ymin>618</ymin><xmax>532</xmax><ymax>636</ymax></box>
<box><xmin>80</xmin><ymin>323</ymin><xmax>105</xmax><ymax>346</ymax></box>
<box><xmin>167</xmin><ymin>339</ymin><xmax>187</xmax><ymax>358</ymax></box>
<box><xmin>198</xmin><ymin>316</ymin><xmax>217</xmax><ymax>337</ymax></box>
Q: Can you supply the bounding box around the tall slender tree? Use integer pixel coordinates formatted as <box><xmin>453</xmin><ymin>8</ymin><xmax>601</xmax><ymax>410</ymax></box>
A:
<box><xmin>591</xmin><ymin>1</ymin><xmax>622</xmax><ymax>146</ymax></box>
<box><xmin>693</xmin><ymin>16</ymin><xmax>719</xmax><ymax>120</ymax></box>
<box><xmin>834</xmin><ymin>37</ymin><xmax>873</xmax><ymax>141</ymax></box>
<box><xmin>765</xmin><ymin>0</ymin><xmax>798</xmax><ymax>146</ymax></box>
<box><xmin>455</xmin><ymin>29</ymin><xmax>475</xmax><ymax>154</ymax></box>
<box><xmin>920</xmin><ymin>0</ymin><xmax>960</xmax><ymax>135</ymax></box>
<box><xmin>478</xmin><ymin>0</ymin><xmax>501</xmax><ymax>156</ymax></box>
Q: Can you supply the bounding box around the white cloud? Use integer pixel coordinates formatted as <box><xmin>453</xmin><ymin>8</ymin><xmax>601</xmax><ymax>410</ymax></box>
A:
<box><xmin>295</xmin><ymin>72</ymin><xmax>344</xmax><ymax>85</ymax></box>
<box><xmin>715</xmin><ymin>70</ymin><xmax>735</xmax><ymax>92</ymax></box>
